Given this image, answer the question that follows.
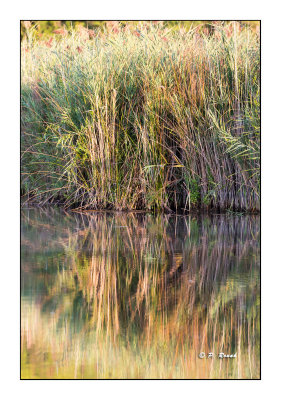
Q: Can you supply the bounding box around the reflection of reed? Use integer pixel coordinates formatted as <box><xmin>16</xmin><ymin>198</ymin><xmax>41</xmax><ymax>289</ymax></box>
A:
<box><xmin>21</xmin><ymin>209</ymin><xmax>260</xmax><ymax>379</ymax></box>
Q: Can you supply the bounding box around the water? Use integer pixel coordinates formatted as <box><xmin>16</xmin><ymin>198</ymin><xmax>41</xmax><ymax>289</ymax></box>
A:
<box><xmin>21</xmin><ymin>208</ymin><xmax>260</xmax><ymax>379</ymax></box>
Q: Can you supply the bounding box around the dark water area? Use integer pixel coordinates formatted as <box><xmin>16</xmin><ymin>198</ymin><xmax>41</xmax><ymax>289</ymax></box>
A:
<box><xmin>21</xmin><ymin>208</ymin><xmax>260</xmax><ymax>379</ymax></box>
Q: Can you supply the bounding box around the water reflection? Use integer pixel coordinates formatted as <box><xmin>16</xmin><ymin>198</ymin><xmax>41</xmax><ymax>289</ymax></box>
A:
<box><xmin>21</xmin><ymin>208</ymin><xmax>260</xmax><ymax>379</ymax></box>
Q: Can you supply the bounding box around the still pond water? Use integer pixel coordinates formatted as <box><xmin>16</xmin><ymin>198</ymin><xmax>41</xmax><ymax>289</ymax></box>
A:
<box><xmin>21</xmin><ymin>208</ymin><xmax>260</xmax><ymax>379</ymax></box>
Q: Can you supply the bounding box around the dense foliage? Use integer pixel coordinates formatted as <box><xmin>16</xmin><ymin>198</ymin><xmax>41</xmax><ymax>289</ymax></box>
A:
<box><xmin>21</xmin><ymin>21</ymin><xmax>260</xmax><ymax>211</ymax></box>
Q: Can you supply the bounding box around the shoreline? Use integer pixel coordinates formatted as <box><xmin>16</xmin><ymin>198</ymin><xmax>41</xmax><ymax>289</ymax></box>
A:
<box><xmin>20</xmin><ymin>202</ymin><xmax>260</xmax><ymax>216</ymax></box>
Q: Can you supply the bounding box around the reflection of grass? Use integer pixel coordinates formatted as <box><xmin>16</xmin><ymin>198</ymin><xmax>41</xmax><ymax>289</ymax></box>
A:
<box><xmin>21</xmin><ymin>209</ymin><xmax>260</xmax><ymax>378</ymax></box>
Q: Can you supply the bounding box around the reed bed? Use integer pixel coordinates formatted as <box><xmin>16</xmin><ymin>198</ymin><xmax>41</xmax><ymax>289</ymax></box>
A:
<box><xmin>21</xmin><ymin>21</ymin><xmax>260</xmax><ymax>212</ymax></box>
<box><xmin>21</xmin><ymin>209</ymin><xmax>260</xmax><ymax>378</ymax></box>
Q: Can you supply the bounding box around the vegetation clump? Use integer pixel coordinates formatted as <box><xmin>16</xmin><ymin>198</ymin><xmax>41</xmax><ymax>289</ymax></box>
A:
<box><xmin>21</xmin><ymin>21</ymin><xmax>260</xmax><ymax>212</ymax></box>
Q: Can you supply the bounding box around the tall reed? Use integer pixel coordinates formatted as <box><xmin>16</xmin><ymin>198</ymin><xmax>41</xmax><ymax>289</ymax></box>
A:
<box><xmin>21</xmin><ymin>21</ymin><xmax>260</xmax><ymax>211</ymax></box>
